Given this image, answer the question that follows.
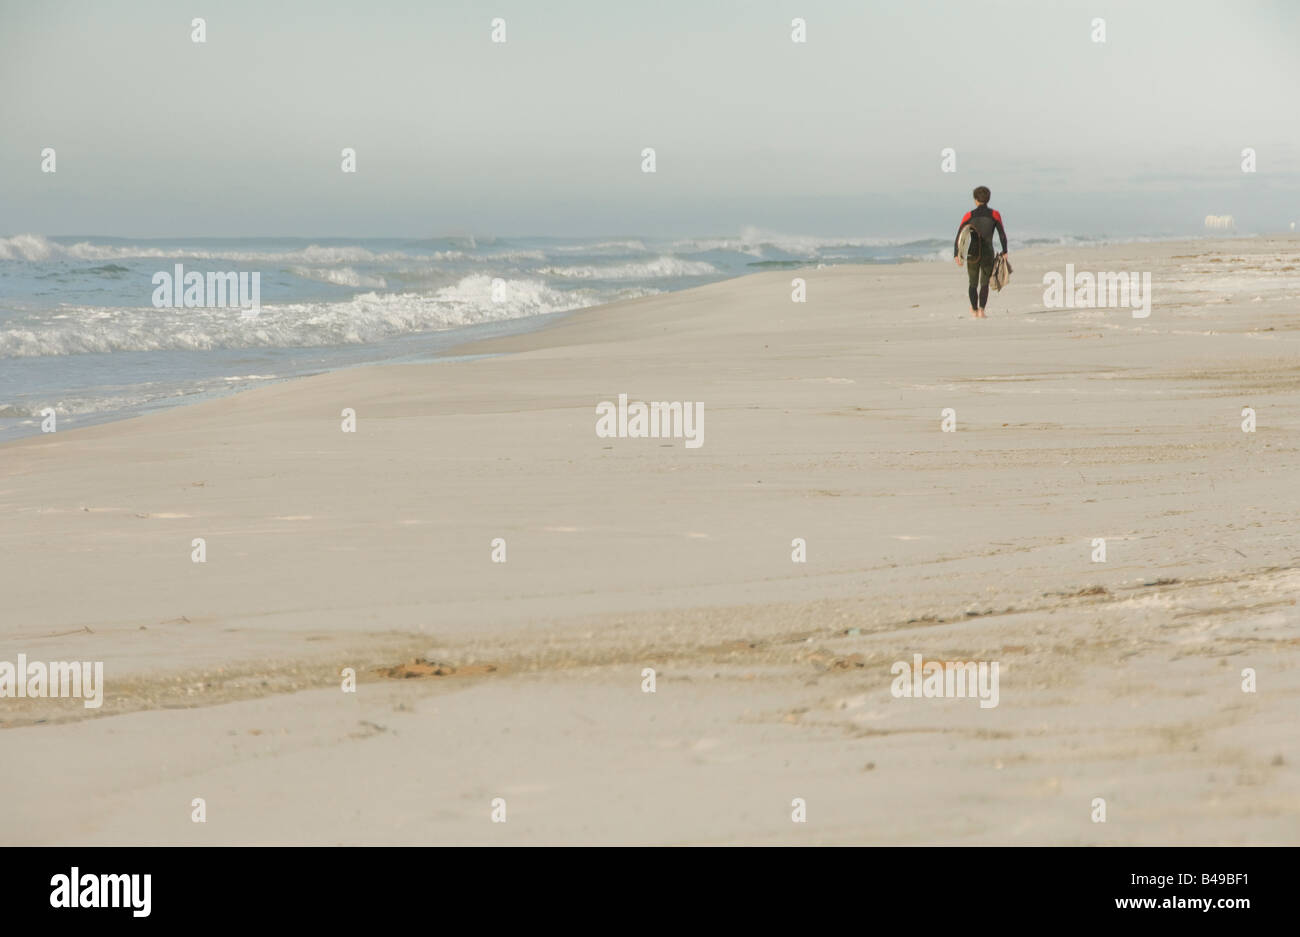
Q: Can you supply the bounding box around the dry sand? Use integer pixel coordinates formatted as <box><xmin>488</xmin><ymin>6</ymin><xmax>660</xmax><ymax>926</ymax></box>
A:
<box><xmin>3</xmin><ymin>237</ymin><xmax>1299</xmax><ymax>844</ymax></box>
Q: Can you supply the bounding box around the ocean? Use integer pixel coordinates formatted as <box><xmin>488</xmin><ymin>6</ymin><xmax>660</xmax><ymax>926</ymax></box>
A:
<box><xmin>0</xmin><ymin>229</ymin><xmax>1175</xmax><ymax>441</ymax></box>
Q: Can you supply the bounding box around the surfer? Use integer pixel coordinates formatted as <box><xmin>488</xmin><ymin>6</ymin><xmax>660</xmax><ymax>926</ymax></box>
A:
<box><xmin>953</xmin><ymin>186</ymin><xmax>1008</xmax><ymax>318</ymax></box>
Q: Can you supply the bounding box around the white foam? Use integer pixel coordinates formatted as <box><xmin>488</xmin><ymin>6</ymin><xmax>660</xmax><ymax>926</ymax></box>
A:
<box><xmin>0</xmin><ymin>392</ymin><xmax>168</xmax><ymax>419</ymax></box>
<box><xmin>550</xmin><ymin>240</ymin><xmax>649</xmax><ymax>254</ymax></box>
<box><xmin>0</xmin><ymin>234</ymin><xmax>61</xmax><ymax>262</ymax></box>
<box><xmin>0</xmin><ymin>274</ymin><xmax>593</xmax><ymax>358</ymax></box>
<box><xmin>538</xmin><ymin>256</ymin><xmax>718</xmax><ymax>279</ymax></box>
<box><xmin>287</xmin><ymin>266</ymin><xmax>388</xmax><ymax>289</ymax></box>
<box><xmin>0</xmin><ymin>234</ymin><xmax>553</xmax><ymax>268</ymax></box>
<box><xmin>0</xmin><ymin>234</ymin><xmax>473</xmax><ymax>267</ymax></box>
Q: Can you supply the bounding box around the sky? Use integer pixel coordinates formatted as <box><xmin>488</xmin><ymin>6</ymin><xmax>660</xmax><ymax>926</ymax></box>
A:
<box><xmin>2</xmin><ymin>0</ymin><xmax>1298</xmax><ymax>238</ymax></box>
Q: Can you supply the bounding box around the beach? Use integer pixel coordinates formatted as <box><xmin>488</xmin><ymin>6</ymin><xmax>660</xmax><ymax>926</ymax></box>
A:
<box><xmin>2</xmin><ymin>236</ymin><xmax>1298</xmax><ymax>844</ymax></box>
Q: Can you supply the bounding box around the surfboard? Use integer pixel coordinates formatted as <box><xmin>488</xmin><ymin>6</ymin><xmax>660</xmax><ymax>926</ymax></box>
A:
<box><xmin>956</xmin><ymin>223</ymin><xmax>977</xmax><ymax>260</ymax></box>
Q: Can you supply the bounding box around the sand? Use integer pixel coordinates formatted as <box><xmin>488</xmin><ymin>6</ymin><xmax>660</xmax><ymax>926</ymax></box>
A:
<box><xmin>2</xmin><ymin>237</ymin><xmax>1299</xmax><ymax>844</ymax></box>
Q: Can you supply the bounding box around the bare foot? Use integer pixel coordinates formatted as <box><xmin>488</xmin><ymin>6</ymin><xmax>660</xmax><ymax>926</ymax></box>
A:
<box><xmin>977</xmin><ymin>309</ymin><xmax>987</xmax><ymax>318</ymax></box>
<box><xmin>970</xmin><ymin>308</ymin><xmax>979</xmax><ymax>317</ymax></box>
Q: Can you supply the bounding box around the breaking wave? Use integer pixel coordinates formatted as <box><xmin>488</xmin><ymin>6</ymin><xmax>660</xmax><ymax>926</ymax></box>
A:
<box><xmin>0</xmin><ymin>275</ymin><xmax>594</xmax><ymax>358</ymax></box>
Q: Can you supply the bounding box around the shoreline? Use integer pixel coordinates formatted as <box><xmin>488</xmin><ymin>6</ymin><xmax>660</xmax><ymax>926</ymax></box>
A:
<box><xmin>0</xmin><ymin>302</ymin><xmax>585</xmax><ymax>446</ymax></box>
<box><xmin>3</xmin><ymin>235</ymin><xmax>1299</xmax><ymax>844</ymax></box>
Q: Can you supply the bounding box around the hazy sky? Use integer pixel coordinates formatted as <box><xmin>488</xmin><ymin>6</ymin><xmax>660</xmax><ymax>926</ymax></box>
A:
<box><xmin>2</xmin><ymin>0</ymin><xmax>1297</xmax><ymax>238</ymax></box>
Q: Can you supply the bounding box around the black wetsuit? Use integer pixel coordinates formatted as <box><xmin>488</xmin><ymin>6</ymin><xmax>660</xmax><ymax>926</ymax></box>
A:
<box><xmin>954</xmin><ymin>205</ymin><xmax>1008</xmax><ymax>309</ymax></box>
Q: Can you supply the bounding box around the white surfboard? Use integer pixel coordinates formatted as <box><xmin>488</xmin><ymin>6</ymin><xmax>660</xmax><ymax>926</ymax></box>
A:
<box><xmin>956</xmin><ymin>223</ymin><xmax>976</xmax><ymax>260</ymax></box>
